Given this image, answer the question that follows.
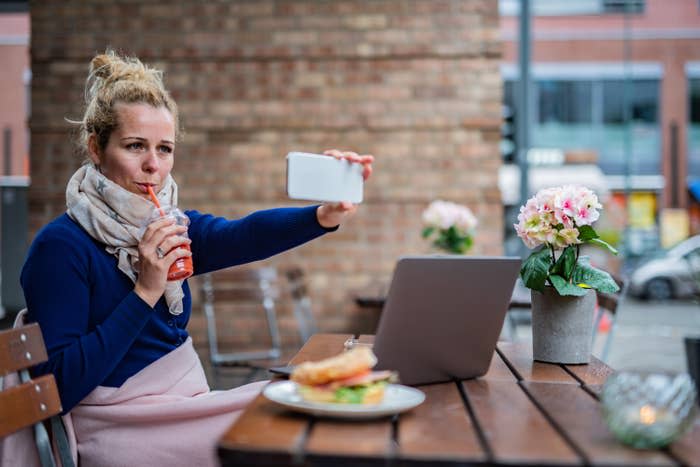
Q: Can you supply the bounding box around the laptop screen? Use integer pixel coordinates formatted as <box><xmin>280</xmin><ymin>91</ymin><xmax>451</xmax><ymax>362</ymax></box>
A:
<box><xmin>372</xmin><ymin>256</ymin><xmax>521</xmax><ymax>385</ymax></box>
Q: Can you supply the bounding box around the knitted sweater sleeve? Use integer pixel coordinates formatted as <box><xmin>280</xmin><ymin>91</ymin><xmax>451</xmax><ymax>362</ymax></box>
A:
<box><xmin>20</xmin><ymin>224</ymin><xmax>154</xmax><ymax>413</ymax></box>
<box><xmin>187</xmin><ymin>205</ymin><xmax>334</xmax><ymax>274</ymax></box>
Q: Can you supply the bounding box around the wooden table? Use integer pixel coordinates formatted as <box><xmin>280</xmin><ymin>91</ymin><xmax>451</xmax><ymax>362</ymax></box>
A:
<box><xmin>218</xmin><ymin>334</ymin><xmax>700</xmax><ymax>466</ymax></box>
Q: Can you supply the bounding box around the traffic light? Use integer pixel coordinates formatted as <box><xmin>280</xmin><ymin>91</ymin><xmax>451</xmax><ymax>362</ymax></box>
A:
<box><xmin>501</xmin><ymin>105</ymin><xmax>517</xmax><ymax>163</ymax></box>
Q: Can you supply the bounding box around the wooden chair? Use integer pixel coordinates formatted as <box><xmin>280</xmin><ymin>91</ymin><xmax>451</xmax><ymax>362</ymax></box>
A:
<box><xmin>0</xmin><ymin>323</ymin><xmax>61</xmax><ymax>437</ymax></box>
<box><xmin>0</xmin><ymin>322</ymin><xmax>73</xmax><ymax>466</ymax></box>
<box><xmin>284</xmin><ymin>266</ymin><xmax>317</xmax><ymax>344</ymax></box>
<box><xmin>201</xmin><ymin>266</ymin><xmax>282</xmax><ymax>387</ymax></box>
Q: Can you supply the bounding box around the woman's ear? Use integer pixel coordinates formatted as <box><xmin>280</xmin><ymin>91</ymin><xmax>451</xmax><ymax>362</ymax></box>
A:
<box><xmin>87</xmin><ymin>134</ymin><xmax>101</xmax><ymax>166</ymax></box>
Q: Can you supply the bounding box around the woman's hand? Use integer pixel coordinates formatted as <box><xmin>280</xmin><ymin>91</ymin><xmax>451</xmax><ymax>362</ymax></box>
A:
<box><xmin>316</xmin><ymin>149</ymin><xmax>374</xmax><ymax>229</ymax></box>
<box><xmin>133</xmin><ymin>217</ymin><xmax>192</xmax><ymax>307</ymax></box>
<box><xmin>323</xmin><ymin>149</ymin><xmax>374</xmax><ymax>181</ymax></box>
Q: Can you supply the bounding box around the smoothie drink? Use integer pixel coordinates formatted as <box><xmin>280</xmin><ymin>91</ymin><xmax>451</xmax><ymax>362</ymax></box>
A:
<box><xmin>164</xmin><ymin>208</ymin><xmax>193</xmax><ymax>281</ymax></box>
<box><xmin>146</xmin><ymin>187</ymin><xmax>193</xmax><ymax>281</ymax></box>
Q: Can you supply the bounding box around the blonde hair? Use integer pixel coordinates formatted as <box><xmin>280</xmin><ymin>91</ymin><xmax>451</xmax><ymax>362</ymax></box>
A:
<box><xmin>75</xmin><ymin>49</ymin><xmax>180</xmax><ymax>153</ymax></box>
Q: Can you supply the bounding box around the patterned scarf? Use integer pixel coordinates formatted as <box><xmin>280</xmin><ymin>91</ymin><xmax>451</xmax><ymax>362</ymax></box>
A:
<box><xmin>66</xmin><ymin>164</ymin><xmax>185</xmax><ymax>315</ymax></box>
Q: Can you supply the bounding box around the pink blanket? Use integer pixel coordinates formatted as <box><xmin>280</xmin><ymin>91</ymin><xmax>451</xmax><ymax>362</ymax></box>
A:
<box><xmin>1</xmin><ymin>316</ymin><xmax>266</xmax><ymax>467</ymax></box>
<box><xmin>72</xmin><ymin>338</ymin><xmax>266</xmax><ymax>467</ymax></box>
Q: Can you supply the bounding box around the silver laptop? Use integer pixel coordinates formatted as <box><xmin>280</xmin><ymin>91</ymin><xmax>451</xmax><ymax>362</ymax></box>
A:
<box><xmin>373</xmin><ymin>256</ymin><xmax>521</xmax><ymax>385</ymax></box>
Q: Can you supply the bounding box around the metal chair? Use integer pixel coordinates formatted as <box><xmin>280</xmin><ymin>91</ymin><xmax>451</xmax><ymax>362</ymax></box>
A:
<box><xmin>592</xmin><ymin>275</ymin><xmax>627</xmax><ymax>362</ymax></box>
<box><xmin>201</xmin><ymin>266</ymin><xmax>282</xmax><ymax>387</ymax></box>
<box><xmin>503</xmin><ymin>278</ymin><xmax>532</xmax><ymax>341</ymax></box>
<box><xmin>284</xmin><ymin>266</ymin><xmax>317</xmax><ymax>344</ymax></box>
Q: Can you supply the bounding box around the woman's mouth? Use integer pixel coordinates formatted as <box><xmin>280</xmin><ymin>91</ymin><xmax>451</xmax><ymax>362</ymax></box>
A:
<box><xmin>135</xmin><ymin>183</ymin><xmax>157</xmax><ymax>194</ymax></box>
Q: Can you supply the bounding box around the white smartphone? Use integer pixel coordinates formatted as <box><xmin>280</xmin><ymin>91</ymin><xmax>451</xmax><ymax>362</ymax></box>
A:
<box><xmin>286</xmin><ymin>152</ymin><xmax>364</xmax><ymax>203</ymax></box>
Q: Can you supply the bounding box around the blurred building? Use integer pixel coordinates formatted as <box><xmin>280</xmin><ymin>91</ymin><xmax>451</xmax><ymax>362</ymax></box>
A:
<box><xmin>500</xmin><ymin>0</ymin><xmax>700</xmax><ymax>254</ymax></box>
<box><xmin>0</xmin><ymin>3</ymin><xmax>29</xmax><ymax>177</ymax></box>
<box><xmin>0</xmin><ymin>2</ymin><xmax>29</xmax><ymax>318</ymax></box>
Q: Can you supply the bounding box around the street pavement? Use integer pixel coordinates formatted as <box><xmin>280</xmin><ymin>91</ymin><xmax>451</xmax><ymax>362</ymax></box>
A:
<box><xmin>511</xmin><ymin>296</ymin><xmax>700</xmax><ymax>373</ymax></box>
<box><xmin>603</xmin><ymin>296</ymin><xmax>700</xmax><ymax>373</ymax></box>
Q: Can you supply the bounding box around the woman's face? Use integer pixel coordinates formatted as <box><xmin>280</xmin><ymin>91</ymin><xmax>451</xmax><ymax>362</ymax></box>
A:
<box><xmin>88</xmin><ymin>102</ymin><xmax>175</xmax><ymax>199</ymax></box>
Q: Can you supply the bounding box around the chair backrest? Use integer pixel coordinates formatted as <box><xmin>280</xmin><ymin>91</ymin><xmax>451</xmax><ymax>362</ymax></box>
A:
<box><xmin>596</xmin><ymin>275</ymin><xmax>626</xmax><ymax>316</ymax></box>
<box><xmin>0</xmin><ymin>323</ymin><xmax>62</xmax><ymax>438</ymax></box>
<box><xmin>201</xmin><ymin>266</ymin><xmax>282</xmax><ymax>365</ymax></box>
<box><xmin>284</xmin><ymin>266</ymin><xmax>317</xmax><ymax>343</ymax></box>
<box><xmin>285</xmin><ymin>267</ymin><xmax>308</xmax><ymax>301</ymax></box>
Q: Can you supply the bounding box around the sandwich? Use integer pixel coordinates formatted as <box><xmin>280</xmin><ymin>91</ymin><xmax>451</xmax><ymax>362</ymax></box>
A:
<box><xmin>290</xmin><ymin>346</ymin><xmax>397</xmax><ymax>404</ymax></box>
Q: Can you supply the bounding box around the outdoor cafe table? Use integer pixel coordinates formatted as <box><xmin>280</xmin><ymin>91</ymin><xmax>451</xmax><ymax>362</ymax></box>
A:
<box><xmin>217</xmin><ymin>334</ymin><xmax>700</xmax><ymax>466</ymax></box>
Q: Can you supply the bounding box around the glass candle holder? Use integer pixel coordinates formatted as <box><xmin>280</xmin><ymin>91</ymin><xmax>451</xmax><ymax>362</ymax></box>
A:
<box><xmin>601</xmin><ymin>371</ymin><xmax>697</xmax><ymax>449</ymax></box>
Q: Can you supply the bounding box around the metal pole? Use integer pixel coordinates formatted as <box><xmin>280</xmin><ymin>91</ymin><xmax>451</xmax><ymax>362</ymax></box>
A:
<box><xmin>622</xmin><ymin>3</ymin><xmax>633</xmax><ymax>259</ymax></box>
<box><xmin>670</xmin><ymin>121</ymin><xmax>679</xmax><ymax>208</ymax></box>
<box><xmin>517</xmin><ymin>0</ymin><xmax>531</xmax><ymax>209</ymax></box>
<box><xmin>3</xmin><ymin>127</ymin><xmax>10</xmax><ymax>176</ymax></box>
<box><xmin>516</xmin><ymin>0</ymin><xmax>532</xmax><ymax>258</ymax></box>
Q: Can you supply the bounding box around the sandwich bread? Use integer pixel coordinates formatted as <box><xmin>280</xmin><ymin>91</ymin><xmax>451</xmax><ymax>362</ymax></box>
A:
<box><xmin>291</xmin><ymin>346</ymin><xmax>396</xmax><ymax>404</ymax></box>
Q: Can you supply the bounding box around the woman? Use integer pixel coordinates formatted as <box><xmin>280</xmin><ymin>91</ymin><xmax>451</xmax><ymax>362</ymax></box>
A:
<box><xmin>20</xmin><ymin>50</ymin><xmax>373</xmax><ymax>466</ymax></box>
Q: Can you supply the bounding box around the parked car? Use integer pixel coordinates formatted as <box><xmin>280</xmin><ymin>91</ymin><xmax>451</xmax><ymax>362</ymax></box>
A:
<box><xmin>628</xmin><ymin>235</ymin><xmax>700</xmax><ymax>300</ymax></box>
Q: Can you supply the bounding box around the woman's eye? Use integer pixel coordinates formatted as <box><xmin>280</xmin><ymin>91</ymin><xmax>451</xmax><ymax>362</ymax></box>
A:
<box><xmin>126</xmin><ymin>142</ymin><xmax>144</xmax><ymax>150</ymax></box>
<box><xmin>159</xmin><ymin>145</ymin><xmax>173</xmax><ymax>154</ymax></box>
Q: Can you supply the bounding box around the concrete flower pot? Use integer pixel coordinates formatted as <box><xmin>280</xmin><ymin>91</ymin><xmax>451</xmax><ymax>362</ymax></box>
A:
<box><xmin>531</xmin><ymin>287</ymin><xmax>596</xmax><ymax>364</ymax></box>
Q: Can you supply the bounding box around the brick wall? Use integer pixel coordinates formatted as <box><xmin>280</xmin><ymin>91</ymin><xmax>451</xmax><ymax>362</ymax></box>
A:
<box><xmin>30</xmin><ymin>0</ymin><xmax>503</xmax><ymax>363</ymax></box>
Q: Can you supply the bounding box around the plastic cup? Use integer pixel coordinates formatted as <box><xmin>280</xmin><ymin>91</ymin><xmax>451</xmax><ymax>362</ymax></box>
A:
<box><xmin>143</xmin><ymin>206</ymin><xmax>193</xmax><ymax>281</ymax></box>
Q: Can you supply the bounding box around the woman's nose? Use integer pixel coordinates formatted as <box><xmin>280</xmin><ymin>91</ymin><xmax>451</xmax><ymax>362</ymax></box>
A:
<box><xmin>142</xmin><ymin>150</ymin><xmax>159</xmax><ymax>173</ymax></box>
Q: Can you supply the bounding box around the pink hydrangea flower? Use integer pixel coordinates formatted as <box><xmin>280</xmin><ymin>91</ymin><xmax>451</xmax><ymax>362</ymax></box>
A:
<box><xmin>514</xmin><ymin>185</ymin><xmax>602</xmax><ymax>251</ymax></box>
<box><xmin>422</xmin><ymin>200</ymin><xmax>478</xmax><ymax>254</ymax></box>
<box><xmin>422</xmin><ymin>200</ymin><xmax>478</xmax><ymax>234</ymax></box>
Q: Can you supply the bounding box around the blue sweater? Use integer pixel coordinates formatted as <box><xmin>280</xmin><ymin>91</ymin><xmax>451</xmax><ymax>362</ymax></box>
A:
<box><xmin>21</xmin><ymin>206</ymin><xmax>330</xmax><ymax>413</ymax></box>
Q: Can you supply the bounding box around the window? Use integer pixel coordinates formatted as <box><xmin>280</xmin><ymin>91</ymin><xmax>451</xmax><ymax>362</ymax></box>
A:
<box><xmin>538</xmin><ymin>81</ymin><xmax>592</xmax><ymax>124</ymax></box>
<box><xmin>504</xmin><ymin>76</ymin><xmax>661</xmax><ymax>176</ymax></box>
<box><xmin>499</xmin><ymin>0</ymin><xmax>644</xmax><ymax>16</ymax></box>
<box><xmin>689</xmin><ymin>78</ymin><xmax>700</xmax><ymax>179</ymax></box>
<box><xmin>0</xmin><ymin>1</ymin><xmax>29</xmax><ymax>12</ymax></box>
<box><xmin>598</xmin><ymin>79</ymin><xmax>660</xmax><ymax>175</ymax></box>
<box><xmin>602</xmin><ymin>0</ymin><xmax>645</xmax><ymax>14</ymax></box>
<box><xmin>602</xmin><ymin>80</ymin><xmax>658</xmax><ymax>124</ymax></box>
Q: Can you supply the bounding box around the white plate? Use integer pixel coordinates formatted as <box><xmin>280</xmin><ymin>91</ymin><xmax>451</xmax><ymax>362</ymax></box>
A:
<box><xmin>262</xmin><ymin>380</ymin><xmax>425</xmax><ymax>419</ymax></box>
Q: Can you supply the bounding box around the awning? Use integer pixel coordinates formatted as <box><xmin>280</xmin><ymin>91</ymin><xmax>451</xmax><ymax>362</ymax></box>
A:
<box><xmin>499</xmin><ymin>164</ymin><xmax>609</xmax><ymax>206</ymax></box>
<box><xmin>689</xmin><ymin>180</ymin><xmax>700</xmax><ymax>202</ymax></box>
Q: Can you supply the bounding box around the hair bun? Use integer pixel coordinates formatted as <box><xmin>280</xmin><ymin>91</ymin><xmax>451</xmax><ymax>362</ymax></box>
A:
<box><xmin>85</xmin><ymin>49</ymin><xmax>163</xmax><ymax>103</ymax></box>
<box><xmin>89</xmin><ymin>53</ymin><xmax>114</xmax><ymax>79</ymax></box>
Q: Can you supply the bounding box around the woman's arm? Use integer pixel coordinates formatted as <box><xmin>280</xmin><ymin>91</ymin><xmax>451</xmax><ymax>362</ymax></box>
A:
<box><xmin>21</xmin><ymin>226</ymin><xmax>154</xmax><ymax>413</ymax></box>
<box><xmin>188</xmin><ymin>205</ymin><xmax>334</xmax><ymax>275</ymax></box>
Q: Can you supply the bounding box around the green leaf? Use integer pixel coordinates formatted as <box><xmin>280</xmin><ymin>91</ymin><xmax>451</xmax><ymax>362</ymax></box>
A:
<box><xmin>520</xmin><ymin>247</ymin><xmax>552</xmax><ymax>292</ymax></box>
<box><xmin>551</xmin><ymin>246</ymin><xmax>576</xmax><ymax>281</ymax></box>
<box><xmin>422</xmin><ymin>227</ymin><xmax>435</xmax><ymax>239</ymax></box>
<box><xmin>550</xmin><ymin>274</ymin><xmax>589</xmax><ymax>296</ymax></box>
<box><xmin>577</xmin><ymin>225</ymin><xmax>599</xmax><ymax>242</ymax></box>
<box><xmin>572</xmin><ymin>257</ymin><xmax>620</xmax><ymax>293</ymax></box>
<box><xmin>589</xmin><ymin>237</ymin><xmax>619</xmax><ymax>255</ymax></box>
<box><xmin>459</xmin><ymin>236</ymin><xmax>473</xmax><ymax>254</ymax></box>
